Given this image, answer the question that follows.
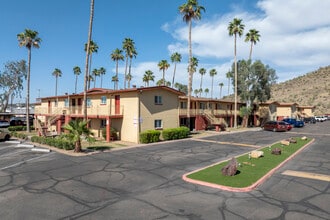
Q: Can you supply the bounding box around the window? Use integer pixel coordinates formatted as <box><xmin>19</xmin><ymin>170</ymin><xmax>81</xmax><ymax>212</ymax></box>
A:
<box><xmin>154</xmin><ymin>96</ymin><xmax>162</xmax><ymax>105</ymax></box>
<box><xmin>64</xmin><ymin>98</ymin><xmax>69</xmax><ymax>107</ymax></box>
<box><xmin>101</xmin><ymin>96</ymin><xmax>107</xmax><ymax>105</ymax></box>
<box><xmin>180</xmin><ymin>102</ymin><xmax>187</xmax><ymax>109</ymax></box>
<box><xmin>87</xmin><ymin>98</ymin><xmax>92</xmax><ymax>107</ymax></box>
<box><xmin>101</xmin><ymin>119</ymin><xmax>106</xmax><ymax>128</ymax></box>
<box><xmin>154</xmin><ymin>119</ymin><xmax>162</xmax><ymax>129</ymax></box>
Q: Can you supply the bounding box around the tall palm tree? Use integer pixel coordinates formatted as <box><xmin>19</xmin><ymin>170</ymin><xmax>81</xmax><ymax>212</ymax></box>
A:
<box><xmin>143</xmin><ymin>70</ymin><xmax>154</xmax><ymax>87</ymax></box>
<box><xmin>170</xmin><ymin>52</ymin><xmax>182</xmax><ymax>87</ymax></box>
<box><xmin>122</xmin><ymin>38</ymin><xmax>136</xmax><ymax>89</ymax></box>
<box><xmin>84</xmin><ymin>40</ymin><xmax>98</xmax><ymax>89</ymax></box>
<box><xmin>111</xmin><ymin>75</ymin><xmax>118</xmax><ymax>89</ymax></box>
<box><xmin>111</xmin><ymin>48</ymin><xmax>124</xmax><ymax>90</ymax></box>
<box><xmin>204</xmin><ymin>88</ymin><xmax>209</xmax><ymax>97</ymax></box>
<box><xmin>219</xmin><ymin>82</ymin><xmax>224</xmax><ymax>98</ymax></box>
<box><xmin>209</xmin><ymin>68</ymin><xmax>217</xmax><ymax>99</ymax></box>
<box><xmin>245</xmin><ymin>29</ymin><xmax>260</xmax><ymax>60</ymax></box>
<box><xmin>126</xmin><ymin>73</ymin><xmax>132</xmax><ymax>88</ymax></box>
<box><xmin>98</xmin><ymin>67</ymin><xmax>106</xmax><ymax>88</ymax></box>
<box><xmin>73</xmin><ymin>66</ymin><xmax>81</xmax><ymax>94</ymax></box>
<box><xmin>92</xmin><ymin>68</ymin><xmax>99</xmax><ymax>88</ymax></box>
<box><xmin>83</xmin><ymin>0</ymin><xmax>95</xmax><ymax>121</ymax></box>
<box><xmin>226</xmin><ymin>70</ymin><xmax>232</xmax><ymax>96</ymax></box>
<box><xmin>198</xmin><ymin>68</ymin><xmax>206</xmax><ymax>96</ymax></box>
<box><xmin>228</xmin><ymin>17</ymin><xmax>245</xmax><ymax>128</ymax></box>
<box><xmin>179</xmin><ymin>0</ymin><xmax>205</xmax><ymax>129</ymax></box>
<box><xmin>62</xmin><ymin>119</ymin><xmax>93</xmax><ymax>153</ymax></box>
<box><xmin>17</xmin><ymin>29</ymin><xmax>41</xmax><ymax>133</ymax></box>
<box><xmin>158</xmin><ymin>60</ymin><xmax>170</xmax><ymax>86</ymax></box>
<box><xmin>194</xmin><ymin>89</ymin><xmax>199</xmax><ymax>97</ymax></box>
<box><xmin>52</xmin><ymin>68</ymin><xmax>62</xmax><ymax>96</ymax></box>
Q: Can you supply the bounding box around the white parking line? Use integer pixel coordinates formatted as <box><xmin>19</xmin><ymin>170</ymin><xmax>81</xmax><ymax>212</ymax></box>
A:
<box><xmin>0</xmin><ymin>149</ymin><xmax>31</xmax><ymax>158</ymax></box>
<box><xmin>0</xmin><ymin>152</ymin><xmax>54</xmax><ymax>171</ymax></box>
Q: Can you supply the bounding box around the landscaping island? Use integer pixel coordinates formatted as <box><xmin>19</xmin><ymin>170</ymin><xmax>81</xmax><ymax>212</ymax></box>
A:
<box><xmin>183</xmin><ymin>137</ymin><xmax>314</xmax><ymax>192</ymax></box>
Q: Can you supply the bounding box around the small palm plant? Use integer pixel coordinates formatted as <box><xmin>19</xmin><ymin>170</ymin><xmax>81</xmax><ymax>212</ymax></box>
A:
<box><xmin>62</xmin><ymin>119</ymin><xmax>94</xmax><ymax>152</ymax></box>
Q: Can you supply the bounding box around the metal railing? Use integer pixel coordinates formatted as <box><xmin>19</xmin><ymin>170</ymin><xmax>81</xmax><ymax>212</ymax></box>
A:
<box><xmin>35</xmin><ymin>105</ymin><xmax>124</xmax><ymax>116</ymax></box>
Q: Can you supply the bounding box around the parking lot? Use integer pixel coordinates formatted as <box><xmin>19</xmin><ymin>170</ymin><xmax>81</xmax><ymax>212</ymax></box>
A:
<box><xmin>0</xmin><ymin>121</ymin><xmax>329</xmax><ymax>219</ymax></box>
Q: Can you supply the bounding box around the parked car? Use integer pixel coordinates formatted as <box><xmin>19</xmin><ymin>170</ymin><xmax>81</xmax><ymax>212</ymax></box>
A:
<box><xmin>315</xmin><ymin>116</ymin><xmax>326</xmax><ymax>122</ymax></box>
<box><xmin>262</xmin><ymin>121</ymin><xmax>288</xmax><ymax>132</ymax></box>
<box><xmin>10</xmin><ymin>116</ymin><xmax>34</xmax><ymax>126</ymax></box>
<box><xmin>282</xmin><ymin>118</ymin><xmax>304</xmax><ymax>127</ymax></box>
<box><xmin>283</xmin><ymin>122</ymin><xmax>293</xmax><ymax>131</ymax></box>
<box><xmin>0</xmin><ymin>129</ymin><xmax>10</xmax><ymax>141</ymax></box>
<box><xmin>0</xmin><ymin>120</ymin><xmax>10</xmax><ymax>128</ymax></box>
<box><xmin>303</xmin><ymin>117</ymin><xmax>316</xmax><ymax>124</ymax></box>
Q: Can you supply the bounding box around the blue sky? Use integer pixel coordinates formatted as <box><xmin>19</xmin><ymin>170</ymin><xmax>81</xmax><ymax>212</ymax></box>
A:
<box><xmin>1</xmin><ymin>0</ymin><xmax>329</xmax><ymax>103</ymax></box>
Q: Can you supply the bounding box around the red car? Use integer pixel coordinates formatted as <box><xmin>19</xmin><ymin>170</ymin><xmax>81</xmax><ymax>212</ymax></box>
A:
<box><xmin>262</xmin><ymin>121</ymin><xmax>288</xmax><ymax>132</ymax></box>
<box><xmin>283</xmin><ymin>122</ymin><xmax>292</xmax><ymax>131</ymax></box>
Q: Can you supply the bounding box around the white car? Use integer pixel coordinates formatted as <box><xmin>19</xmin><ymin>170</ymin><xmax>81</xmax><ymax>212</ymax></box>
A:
<box><xmin>315</xmin><ymin>116</ymin><xmax>326</xmax><ymax>122</ymax></box>
<box><xmin>0</xmin><ymin>129</ymin><xmax>10</xmax><ymax>141</ymax></box>
<box><xmin>0</xmin><ymin>120</ymin><xmax>10</xmax><ymax>128</ymax></box>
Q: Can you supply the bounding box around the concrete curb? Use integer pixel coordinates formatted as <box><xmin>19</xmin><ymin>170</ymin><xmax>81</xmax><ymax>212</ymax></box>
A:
<box><xmin>16</xmin><ymin>144</ymin><xmax>35</xmax><ymax>148</ymax></box>
<box><xmin>6</xmin><ymin>140</ymin><xmax>21</xmax><ymax>144</ymax></box>
<box><xmin>31</xmin><ymin>148</ymin><xmax>51</xmax><ymax>153</ymax></box>
<box><xmin>182</xmin><ymin>138</ymin><xmax>315</xmax><ymax>192</ymax></box>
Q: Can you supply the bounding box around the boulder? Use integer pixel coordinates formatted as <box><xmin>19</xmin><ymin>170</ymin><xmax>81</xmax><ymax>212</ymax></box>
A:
<box><xmin>271</xmin><ymin>148</ymin><xmax>281</xmax><ymax>155</ymax></box>
<box><xmin>221</xmin><ymin>157</ymin><xmax>237</xmax><ymax>176</ymax></box>
<box><xmin>250</xmin><ymin>150</ymin><xmax>264</xmax><ymax>158</ymax></box>
<box><xmin>281</xmin><ymin>140</ymin><xmax>290</xmax><ymax>146</ymax></box>
<box><xmin>288</xmin><ymin>138</ymin><xmax>297</xmax><ymax>143</ymax></box>
<box><xmin>301</xmin><ymin>136</ymin><xmax>307</xmax><ymax>140</ymax></box>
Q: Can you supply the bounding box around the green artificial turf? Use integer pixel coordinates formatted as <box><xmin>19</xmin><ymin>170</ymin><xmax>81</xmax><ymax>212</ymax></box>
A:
<box><xmin>187</xmin><ymin>137</ymin><xmax>312</xmax><ymax>188</ymax></box>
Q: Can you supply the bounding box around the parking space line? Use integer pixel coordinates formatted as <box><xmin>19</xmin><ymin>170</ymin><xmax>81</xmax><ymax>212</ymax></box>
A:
<box><xmin>0</xmin><ymin>149</ymin><xmax>31</xmax><ymax>158</ymax></box>
<box><xmin>0</xmin><ymin>152</ymin><xmax>54</xmax><ymax>171</ymax></box>
<box><xmin>192</xmin><ymin>138</ymin><xmax>260</xmax><ymax>148</ymax></box>
<box><xmin>282</xmin><ymin>170</ymin><xmax>330</xmax><ymax>182</ymax></box>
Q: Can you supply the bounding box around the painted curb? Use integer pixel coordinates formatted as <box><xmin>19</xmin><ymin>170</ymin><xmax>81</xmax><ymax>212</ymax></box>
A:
<box><xmin>182</xmin><ymin>138</ymin><xmax>315</xmax><ymax>192</ymax></box>
<box><xmin>6</xmin><ymin>140</ymin><xmax>21</xmax><ymax>144</ymax></box>
<box><xmin>31</xmin><ymin>148</ymin><xmax>51</xmax><ymax>153</ymax></box>
<box><xmin>16</xmin><ymin>144</ymin><xmax>35</xmax><ymax>148</ymax></box>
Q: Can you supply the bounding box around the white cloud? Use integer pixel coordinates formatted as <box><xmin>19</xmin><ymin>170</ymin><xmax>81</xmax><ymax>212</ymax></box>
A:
<box><xmin>164</xmin><ymin>0</ymin><xmax>330</xmax><ymax>87</ymax></box>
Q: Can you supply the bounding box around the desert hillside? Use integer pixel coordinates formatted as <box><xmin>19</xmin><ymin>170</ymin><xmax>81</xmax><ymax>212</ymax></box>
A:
<box><xmin>270</xmin><ymin>65</ymin><xmax>330</xmax><ymax>115</ymax></box>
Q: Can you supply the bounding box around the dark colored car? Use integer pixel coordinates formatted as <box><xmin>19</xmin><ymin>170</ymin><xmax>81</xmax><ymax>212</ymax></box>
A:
<box><xmin>282</xmin><ymin>118</ymin><xmax>304</xmax><ymax>127</ymax></box>
<box><xmin>262</xmin><ymin>121</ymin><xmax>288</xmax><ymax>132</ymax></box>
<box><xmin>303</xmin><ymin>117</ymin><xmax>316</xmax><ymax>124</ymax></box>
<box><xmin>10</xmin><ymin>117</ymin><xmax>34</xmax><ymax>126</ymax></box>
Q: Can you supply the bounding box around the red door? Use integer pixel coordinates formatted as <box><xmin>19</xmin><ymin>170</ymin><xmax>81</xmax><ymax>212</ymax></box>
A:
<box><xmin>115</xmin><ymin>95</ymin><xmax>120</xmax><ymax>115</ymax></box>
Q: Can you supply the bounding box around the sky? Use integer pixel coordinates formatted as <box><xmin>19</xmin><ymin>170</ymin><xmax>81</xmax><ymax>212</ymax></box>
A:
<box><xmin>1</xmin><ymin>0</ymin><xmax>329</xmax><ymax>104</ymax></box>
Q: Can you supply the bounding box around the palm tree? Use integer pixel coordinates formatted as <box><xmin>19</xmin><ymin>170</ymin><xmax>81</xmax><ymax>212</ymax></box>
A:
<box><xmin>219</xmin><ymin>82</ymin><xmax>224</xmax><ymax>98</ymax></box>
<box><xmin>158</xmin><ymin>60</ymin><xmax>170</xmax><ymax>86</ymax></box>
<box><xmin>62</xmin><ymin>119</ymin><xmax>94</xmax><ymax>153</ymax></box>
<box><xmin>204</xmin><ymin>88</ymin><xmax>209</xmax><ymax>97</ymax></box>
<box><xmin>226</xmin><ymin>70</ymin><xmax>232</xmax><ymax>96</ymax></box>
<box><xmin>92</xmin><ymin>68</ymin><xmax>99</xmax><ymax>88</ymax></box>
<box><xmin>245</xmin><ymin>29</ymin><xmax>260</xmax><ymax>60</ymax></box>
<box><xmin>126</xmin><ymin>73</ymin><xmax>132</xmax><ymax>88</ymax></box>
<box><xmin>228</xmin><ymin>18</ymin><xmax>245</xmax><ymax>128</ymax></box>
<box><xmin>157</xmin><ymin>79</ymin><xmax>171</xmax><ymax>87</ymax></box>
<box><xmin>199</xmin><ymin>68</ymin><xmax>206</xmax><ymax>97</ymax></box>
<box><xmin>179</xmin><ymin>0</ymin><xmax>205</xmax><ymax>129</ymax></box>
<box><xmin>122</xmin><ymin>38</ymin><xmax>136</xmax><ymax>89</ymax></box>
<box><xmin>17</xmin><ymin>29</ymin><xmax>41</xmax><ymax>133</ymax></box>
<box><xmin>209</xmin><ymin>68</ymin><xmax>217</xmax><ymax>99</ymax></box>
<box><xmin>83</xmin><ymin>0</ymin><xmax>95</xmax><ymax>121</ymax></box>
<box><xmin>52</xmin><ymin>68</ymin><xmax>62</xmax><ymax>96</ymax></box>
<box><xmin>84</xmin><ymin>40</ymin><xmax>98</xmax><ymax>89</ymax></box>
<box><xmin>170</xmin><ymin>52</ymin><xmax>182</xmax><ymax>87</ymax></box>
<box><xmin>111</xmin><ymin>75</ymin><xmax>118</xmax><ymax>89</ymax></box>
<box><xmin>111</xmin><ymin>48</ymin><xmax>124</xmax><ymax>90</ymax></box>
<box><xmin>73</xmin><ymin>66</ymin><xmax>81</xmax><ymax>94</ymax></box>
<box><xmin>98</xmin><ymin>67</ymin><xmax>106</xmax><ymax>88</ymax></box>
<box><xmin>143</xmin><ymin>70</ymin><xmax>154</xmax><ymax>87</ymax></box>
<box><xmin>194</xmin><ymin>89</ymin><xmax>199</xmax><ymax>97</ymax></box>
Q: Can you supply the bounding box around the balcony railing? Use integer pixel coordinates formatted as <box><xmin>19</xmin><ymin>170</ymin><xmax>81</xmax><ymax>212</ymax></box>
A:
<box><xmin>179</xmin><ymin>108</ymin><xmax>234</xmax><ymax>116</ymax></box>
<box><xmin>35</xmin><ymin>105</ymin><xmax>124</xmax><ymax>116</ymax></box>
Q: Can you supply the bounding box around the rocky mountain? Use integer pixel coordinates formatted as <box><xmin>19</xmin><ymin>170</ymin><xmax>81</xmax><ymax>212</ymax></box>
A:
<box><xmin>270</xmin><ymin>65</ymin><xmax>330</xmax><ymax>115</ymax></box>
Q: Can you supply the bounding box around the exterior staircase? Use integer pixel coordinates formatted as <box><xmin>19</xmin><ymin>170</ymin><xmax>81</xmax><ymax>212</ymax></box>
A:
<box><xmin>202</xmin><ymin>110</ymin><xmax>228</xmax><ymax>127</ymax></box>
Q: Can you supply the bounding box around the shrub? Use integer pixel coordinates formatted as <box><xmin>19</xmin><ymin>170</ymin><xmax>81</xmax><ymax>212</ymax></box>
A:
<box><xmin>140</xmin><ymin>130</ymin><xmax>161</xmax><ymax>143</ymax></box>
<box><xmin>8</xmin><ymin>126</ymin><xmax>34</xmax><ymax>132</ymax></box>
<box><xmin>102</xmin><ymin>127</ymin><xmax>118</xmax><ymax>140</ymax></box>
<box><xmin>30</xmin><ymin>135</ymin><xmax>75</xmax><ymax>151</ymax></box>
<box><xmin>10</xmin><ymin>131</ymin><xmax>27</xmax><ymax>140</ymax></box>
<box><xmin>162</xmin><ymin>126</ymin><xmax>190</xmax><ymax>140</ymax></box>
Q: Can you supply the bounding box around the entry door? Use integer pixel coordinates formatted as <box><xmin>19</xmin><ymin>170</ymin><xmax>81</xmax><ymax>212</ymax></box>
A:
<box><xmin>115</xmin><ymin>95</ymin><xmax>120</xmax><ymax>115</ymax></box>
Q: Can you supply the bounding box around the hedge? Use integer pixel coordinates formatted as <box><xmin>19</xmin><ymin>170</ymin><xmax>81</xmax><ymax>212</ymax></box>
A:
<box><xmin>8</xmin><ymin>126</ymin><xmax>35</xmax><ymax>132</ymax></box>
<box><xmin>31</xmin><ymin>135</ymin><xmax>75</xmax><ymax>150</ymax></box>
<box><xmin>140</xmin><ymin>130</ymin><xmax>161</xmax><ymax>143</ymax></box>
<box><xmin>162</xmin><ymin>126</ymin><xmax>190</xmax><ymax>140</ymax></box>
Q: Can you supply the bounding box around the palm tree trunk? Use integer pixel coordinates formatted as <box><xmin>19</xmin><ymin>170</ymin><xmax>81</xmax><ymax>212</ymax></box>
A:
<box><xmin>211</xmin><ymin>77</ymin><xmax>214</xmax><ymax>99</ymax></box>
<box><xmin>187</xmin><ymin>20</ymin><xmax>192</xmax><ymax>130</ymax></box>
<box><xmin>88</xmin><ymin>54</ymin><xmax>93</xmax><ymax>89</ymax></box>
<box><xmin>124</xmin><ymin>56</ymin><xmax>128</xmax><ymax>89</ymax></box>
<box><xmin>172</xmin><ymin>63</ymin><xmax>176</xmax><ymax>88</ymax></box>
<box><xmin>115</xmin><ymin>60</ymin><xmax>119</xmax><ymax>90</ymax></box>
<box><xmin>162</xmin><ymin>70</ymin><xmax>165</xmax><ymax>86</ymax></box>
<box><xmin>26</xmin><ymin>48</ymin><xmax>31</xmax><ymax>133</ymax></box>
<box><xmin>200</xmin><ymin>75</ymin><xmax>203</xmax><ymax>96</ymax></box>
<box><xmin>83</xmin><ymin>0</ymin><xmax>95</xmax><ymax>121</ymax></box>
<box><xmin>55</xmin><ymin>76</ymin><xmax>58</xmax><ymax>96</ymax></box>
<box><xmin>75</xmin><ymin>75</ymin><xmax>78</xmax><ymax>94</ymax></box>
<box><xmin>249</xmin><ymin>42</ymin><xmax>253</xmax><ymax>61</ymax></box>
<box><xmin>234</xmin><ymin>34</ymin><xmax>238</xmax><ymax>128</ymax></box>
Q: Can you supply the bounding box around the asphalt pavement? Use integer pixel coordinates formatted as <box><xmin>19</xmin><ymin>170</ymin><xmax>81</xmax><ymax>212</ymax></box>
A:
<box><xmin>0</xmin><ymin>121</ymin><xmax>329</xmax><ymax>219</ymax></box>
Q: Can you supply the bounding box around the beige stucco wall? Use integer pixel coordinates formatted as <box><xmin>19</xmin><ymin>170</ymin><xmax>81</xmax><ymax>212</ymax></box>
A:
<box><xmin>139</xmin><ymin>89</ymin><xmax>180</xmax><ymax>133</ymax></box>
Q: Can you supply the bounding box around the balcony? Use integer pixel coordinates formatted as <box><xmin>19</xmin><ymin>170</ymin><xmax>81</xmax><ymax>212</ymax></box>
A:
<box><xmin>179</xmin><ymin>108</ymin><xmax>234</xmax><ymax>116</ymax></box>
<box><xmin>35</xmin><ymin>105</ymin><xmax>124</xmax><ymax>117</ymax></box>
